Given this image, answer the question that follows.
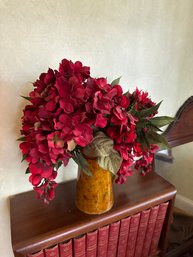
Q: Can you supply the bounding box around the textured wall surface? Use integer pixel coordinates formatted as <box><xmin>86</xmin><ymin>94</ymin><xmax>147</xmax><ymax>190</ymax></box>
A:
<box><xmin>155</xmin><ymin>143</ymin><xmax>193</xmax><ymax>200</ymax></box>
<box><xmin>0</xmin><ymin>0</ymin><xmax>193</xmax><ymax>256</ymax></box>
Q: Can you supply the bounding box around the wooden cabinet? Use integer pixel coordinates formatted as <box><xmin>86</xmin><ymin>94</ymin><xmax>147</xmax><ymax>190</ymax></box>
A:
<box><xmin>10</xmin><ymin>171</ymin><xmax>176</xmax><ymax>257</ymax></box>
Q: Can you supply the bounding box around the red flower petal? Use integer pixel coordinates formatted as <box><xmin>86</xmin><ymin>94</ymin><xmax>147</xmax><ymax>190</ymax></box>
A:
<box><xmin>59</xmin><ymin>59</ymin><xmax>74</xmax><ymax>78</ymax></box>
<box><xmin>44</xmin><ymin>68</ymin><xmax>55</xmax><ymax>85</ymax></box>
<box><xmin>94</xmin><ymin>113</ymin><xmax>107</xmax><ymax>128</ymax></box>
<box><xmin>125</xmin><ymin>131</ymin><xmax>136</xmax><ymax>143</ymax></box>
<box><xmin>42</xmin><ymin>166</ymin><xmax>53</xmax><ymax>178</ymax></box>
<box><xmin>73</xmin><ymin>124</ymin><xmax>93</xmax><ymax>146</ymax></box>
<box><xmin>60</xmin><ymin>99</ymin><xmax>74</xmax><ymax>114</ymax></box>
<box><xmin>29</xmin><ymin>174</ymin><xmax>42</xmax><ymax>186</ymax></box>
<box><xmin>19</xmin><ymin>142</ymin><xmax>29</xmax><ymax>154</ymax></box>
<box><xmin>45</xmin><ymin>100</ymin><xmax>56</xmax><ymax>111</ymax></box>
<box><xmin>55</xmin><ymin>77</ymin><xmax>71</xmax><ymax>98</ymax></box>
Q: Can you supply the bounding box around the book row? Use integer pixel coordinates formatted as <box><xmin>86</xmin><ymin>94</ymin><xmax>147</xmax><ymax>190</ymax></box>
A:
<box><xmin>27</xmin><ymin>202</ymin><xmax>168</xmax><ymax>257</ymax></box>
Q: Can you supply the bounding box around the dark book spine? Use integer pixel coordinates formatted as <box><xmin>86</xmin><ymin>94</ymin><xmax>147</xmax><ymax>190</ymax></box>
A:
<box><xmin>86</xmin><ymin>230</ymin><xmax>98</xmax><ymax>257</ymax></box>
<box><xmin>27</xmin><ymin>250</ymin><xmax>45</xmax><ymax>257</ymax></box>
<box><xmin>59</xmin><ymin>239</ymin><xmax>73</xmax><ymax>257</ymax></box>
<box><xmin>149</xmin><ymin>202</ymin><xmax>169</xmax><ymax>255</ymax></box>
<box><xmin>73</xmin><ymin>235</ymin><xmax>86</xmax><ymax>257</ymax></box>
<box><xmin>125</xmin><ymin>213</ymin><xmax>141</xmax><ymax>257</ymax></box>
<box><xmin>117</xmin><ymin>216</ymin><xmax>131</xmax><ymax>257</ymax></box>
<box><xmin>134</xmin><ymin>209</ymin><xmax>150</xmax><ymax>257</ymax></box>
<box><xmin>97</xmin><ymin>225</ymin><xmax>110</xmax><ymax>257</ymax></box>
<box><xmin>141</xmin><ymin>205</ymin><xmax>159</xmax><ymax>257</ymax></box>
<box><xmin>44</xmin><ymin>245</ymin><xmax>59</xmax><ymax>257</ymax></box>
<box><xmin>107</xmin><ymin>220</ymin><xmax>120</xmax><ymax>257</ymax></box>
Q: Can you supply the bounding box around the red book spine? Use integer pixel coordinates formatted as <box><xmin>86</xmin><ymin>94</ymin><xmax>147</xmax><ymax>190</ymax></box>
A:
<box><xmin>97</xmin><ymin>225</ymin><xmax>109</xmax><ymax>257</ymax></box>
<box><xmin>27</xmin><ymin>250</ymin><xmax>45</xmax><ymax>257</ymax></box>
<box><xmin>149</xmin><ymin>202</ymin><xmax>169</xmax><ymax>255</ymax></box>
<box><xmin>141</xmin><ymin>205</ymin><xmax>159</xmax><ymax>257</ymax></box>
<box><xmin>107</xmin><ymin>220</ymin><xmax>120</xmax><ymax>257</ymax></box>
<box><xmin>117</xmin><ymin>216</ymin><xmax>131</xmax><ymax>257</ymax></box>
<box><xmin>86</xmin><ymin>230</ymin><xmax>98</xmax><ymax>257</ymax></box>
<box><xmin>59</xmin><ymin>239</ymin><xmax>73</xmax><ymax>257</ymax></box>
<box><xmin>134</xmin><ymin>209</ymin><xmax>150</xmax><ymax>257</ymax></box>
<box><xmin>73</xmin><ymin>235</ymin><xmax>86</xmax><ymax>257</ymax></box>
<box><xmin>125</xmin><ymin>213</ymin><xmax>141</xmax><ymax>257</ymax></box>
<box><xmin>44</xmin><ymin>245</ymin><xmax>59</xmax><ymax>257</ymax></box>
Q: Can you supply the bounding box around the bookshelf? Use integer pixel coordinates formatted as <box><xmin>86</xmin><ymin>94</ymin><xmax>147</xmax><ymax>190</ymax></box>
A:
<box><xmin>10</xmin><ymin>171</ymin><xmax>176</xmax><ymax>257</ymax></box>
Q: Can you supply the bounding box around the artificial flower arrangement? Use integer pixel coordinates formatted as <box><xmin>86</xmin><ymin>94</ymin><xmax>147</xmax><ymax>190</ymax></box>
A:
<box><xmin>19</xmin><ymin>58</ymin><xmax>173</xmax><ymax>204</ymax></box>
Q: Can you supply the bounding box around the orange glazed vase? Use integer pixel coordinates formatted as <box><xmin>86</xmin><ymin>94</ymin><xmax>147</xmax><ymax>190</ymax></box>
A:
<box><xmin>75</xmin><ymin>159</ymin><xmax>114</xmax><ymax>215</ymax></box>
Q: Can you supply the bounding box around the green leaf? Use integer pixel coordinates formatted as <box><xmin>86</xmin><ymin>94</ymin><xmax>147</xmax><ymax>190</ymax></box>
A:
<box><xmin>82</xmin><ymin>131</ymin><xmax>116</xmax><ymax>160</ymax></box>
<box><xmin>97</xmin><ymin>149</ymin><xmax>122</xmax><ymax>175</ymax></box>
<box><xmin>136</xmin><ymin>101</ymin><xmax>162</xmax><ymax>118</ymax></box>
<box><xmin>111</xmin><ymin>76</ymin><xmax>121</xmax><ymax>87</ymax></box>
<box><xmin>123</xmin><ymin>91</ymin><xmax>129</xmax><ymax>97</ymax></box>
<box><xmin>25</xmin><ymin>167</ymin><xmax>30</xmax><ymax>174</ymax></box>
<box><xmin>146</xmin><ymin>123</ymin><xmax>163</xmax><ymax>132</ymax></box>
<box><xmin>136</xmin><ymin>120</ymin><xmax>148</xmax><ymax>129</ymax></box>
<box><xmin>129</xmin><ymin>104</ymin><xmax>137</xmax><ymax>116</ymax></box>
<box><xmin>150</xmin><ymin>116</ymin><xmax>174</xmax><ymax>128</ymax></box>
<box><xmin>72</xmin><ymin>150</ymin><xmax>93</xmax><ymax>176</ymax></box>
<box><xmin>55</xmin><ymin>160</ymin><xmax>63</xmax><ymax>170</ymax></box>
<box><xmin>146</xmin><ymin>131</ymin><xmax>170</xmax><ymax>149</ymax></box>
<box><xmin>17</xmin><ymin>137</ymin><xmax>26</xmax><ymax>141</ymax></box>
<box><xmin>20</xmin><ymin>95</ymin><xmax>31</xmax><ymax>101</ymax></box>
<box><xmin>21</xmin><ymin>154</ymin><xmax>27</xmax><ymax>162</ymax></box>
<box><xmin>139</xmin><ymin>132</ymin><xmax>150</xmax><ymax>151</ymax></box>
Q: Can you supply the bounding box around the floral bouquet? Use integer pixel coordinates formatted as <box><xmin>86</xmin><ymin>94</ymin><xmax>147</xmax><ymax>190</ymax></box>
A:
<box><xmin>19</xmin><ymin>59</ymin><xmax>173</xmax><ymax>203</ymax></box>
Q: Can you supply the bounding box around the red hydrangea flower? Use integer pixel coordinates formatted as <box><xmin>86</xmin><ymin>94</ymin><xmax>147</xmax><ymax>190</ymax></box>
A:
<box><xmin>19</xmin><ymin>58</ymin><xmax>168</xmax><ymax>203</ymax></box>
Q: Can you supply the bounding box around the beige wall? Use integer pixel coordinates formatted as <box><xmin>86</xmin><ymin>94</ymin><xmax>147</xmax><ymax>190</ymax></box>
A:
<box><xmin>155</xmin><ymin>143</ymin><xmax>193</xmax><ymax>200</ymax></box>
<box><xmin>0</xmin><ymin>0</ymin><xmax>193</xmax><ymax>256</ymax></box>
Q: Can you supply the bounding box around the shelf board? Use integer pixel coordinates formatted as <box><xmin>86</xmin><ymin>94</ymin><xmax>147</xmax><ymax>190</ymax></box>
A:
<box><xmin>10</xmin><ymin>171</ymin><xmax>176</xmax><ymax>256</ymax></box>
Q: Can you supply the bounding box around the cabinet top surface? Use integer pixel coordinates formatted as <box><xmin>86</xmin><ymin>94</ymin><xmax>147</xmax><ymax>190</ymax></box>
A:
<box><xmin>10</xmin><ymin>171</ymin><xmax>176</xmax><ymax>251</ymax></box>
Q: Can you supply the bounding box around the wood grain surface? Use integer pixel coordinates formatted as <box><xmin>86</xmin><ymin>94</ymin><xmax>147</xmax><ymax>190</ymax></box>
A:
<box><xmin>10</xmin><ymin>171</ymin><xmax>176</xmax><ymax>257</ymax></box>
